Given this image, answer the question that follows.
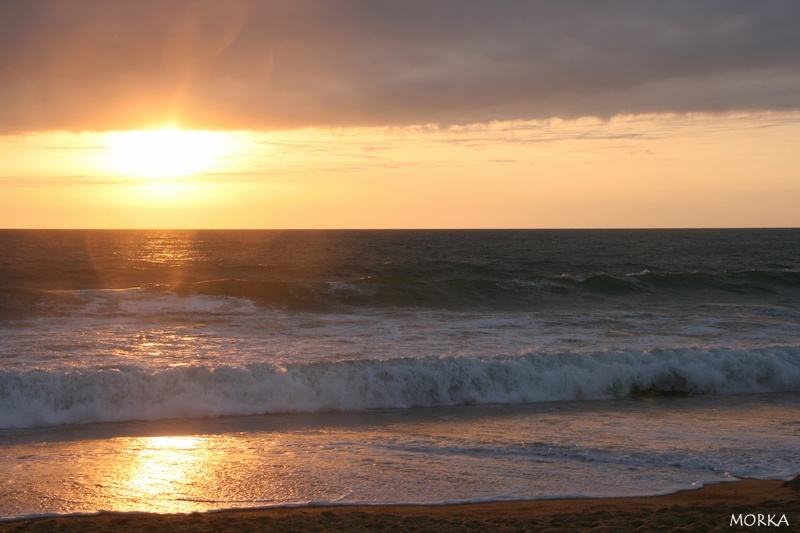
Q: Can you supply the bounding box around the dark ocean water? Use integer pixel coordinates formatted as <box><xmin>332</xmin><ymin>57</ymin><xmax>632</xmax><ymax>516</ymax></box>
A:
<box><xmin>1</xmin><ymin>229</ymin><xmax>799</xmax><ymax>516</ymax></box>
<box><xmin>3</xmin><ymin>229</ymin><xmax>800</xmax><ymax>311</ymax></box>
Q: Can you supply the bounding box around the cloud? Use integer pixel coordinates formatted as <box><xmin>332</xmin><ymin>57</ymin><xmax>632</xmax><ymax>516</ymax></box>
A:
<box><xmin>2</xmin><ymin>0</ymin><xmax>800</xmax><ymax>133</ymax></box>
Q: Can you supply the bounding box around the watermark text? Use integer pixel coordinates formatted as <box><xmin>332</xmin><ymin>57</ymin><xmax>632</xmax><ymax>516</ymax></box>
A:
<box><xmin>730</xmin><ymin>513</ymin><xmax>789</xmax><ymax>527</ymax></box>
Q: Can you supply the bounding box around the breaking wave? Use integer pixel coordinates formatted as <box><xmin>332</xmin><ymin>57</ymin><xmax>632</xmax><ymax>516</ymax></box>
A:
<box><xmin>3</xmin><ymin>347</ymin><xmax>799</xmax><ymax>429</ymax></box>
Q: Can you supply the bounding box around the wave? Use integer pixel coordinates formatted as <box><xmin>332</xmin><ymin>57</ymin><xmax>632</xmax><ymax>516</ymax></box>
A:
<box><xmin>169</xmin><ymin>277</ymin><xmax>542</xmax><ymax>310</ymax></box>
<box><xmin>0</xmin><ymin>287</ymin><xmax>91</xmax><ymax>320</ymax></box>
<box><xmin>2</xmin><ymin>347</ymin><xmax>799</xmax><ymax>429</ymax></box>
<box><xmin>170</xmin><ymin>269</ymin><xmax>800</xmax><ymax>309</ymax></box>
<box><xmin>628</xmin><ymin>269</ymin><xmax>800</xmax><ymax>293</ymax></box>
<box><xmin>170</xmin><ymin>268</ymin><xmax>800</xmax><ymax>308</ymax></box>
<box><xmin>3</xmin><ymin>268</ymin><xmax>798</xmax><ymax>317</ymax></box>
<box><xmin>559</xmin><ymin>269</ymin><xmax>800</xmax><ymax>294</ymax></box>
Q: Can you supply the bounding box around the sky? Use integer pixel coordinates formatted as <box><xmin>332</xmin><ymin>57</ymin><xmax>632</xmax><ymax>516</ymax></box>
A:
<box><xmin>1</xmin><ymin>0</ymin><xmax>799</xmax><ymax>229</ymax></box>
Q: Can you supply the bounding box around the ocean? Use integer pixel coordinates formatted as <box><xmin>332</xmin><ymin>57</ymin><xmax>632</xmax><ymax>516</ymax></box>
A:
<box><xmin>1</xmin><ymin>229</ymin><xmax>799</xmax><ymax>518</ymax></box>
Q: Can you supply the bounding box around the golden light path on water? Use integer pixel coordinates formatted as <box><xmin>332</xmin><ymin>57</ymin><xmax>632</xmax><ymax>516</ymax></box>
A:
<box><xmin>94</xmin><ymin>434</ymin><xmax>291</xmax><ymax>514</ymax></box>
<box><xmin>115</xmin><ymin>436</ymin><xmax>210</xmax><ymax>511</ymax></box>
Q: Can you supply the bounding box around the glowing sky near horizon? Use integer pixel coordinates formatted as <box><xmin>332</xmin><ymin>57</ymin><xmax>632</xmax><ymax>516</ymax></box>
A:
<box><xmin>1</xmin><ymin>1</ymin><xmax>799</xmax><ymax>229</ymax></box>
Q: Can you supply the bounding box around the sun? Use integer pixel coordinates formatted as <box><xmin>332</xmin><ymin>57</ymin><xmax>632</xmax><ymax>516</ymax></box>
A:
<box><xmin>103</xmin><ymin>127</ymin><xmax>233</xmax><ymax>179</ymax></box>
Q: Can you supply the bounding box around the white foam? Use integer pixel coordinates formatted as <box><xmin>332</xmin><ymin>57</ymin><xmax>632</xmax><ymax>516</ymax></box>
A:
<box><xmin>2</xmin><ymin>347</ymin><xmax>799</xmax><ymax>429</ymax></box>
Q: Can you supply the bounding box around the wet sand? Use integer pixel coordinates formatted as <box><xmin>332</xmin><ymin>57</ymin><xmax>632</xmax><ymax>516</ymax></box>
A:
<box><xmin>2</xmin><ymin>477</ymin><xmax>797</xmax><ymax>532</ymax></box>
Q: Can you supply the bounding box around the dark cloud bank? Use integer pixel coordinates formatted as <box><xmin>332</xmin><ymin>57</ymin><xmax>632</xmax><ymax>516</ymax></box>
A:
<box><xmin>2</xmin><ymin>0</ymin><xmax>799</xmax><ymax>133</ymax></box>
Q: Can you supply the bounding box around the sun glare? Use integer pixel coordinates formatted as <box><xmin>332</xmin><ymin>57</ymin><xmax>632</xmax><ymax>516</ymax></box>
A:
<box><xmin>103</xmin><ymin>128</ymin><xmax>233</xmax><ymax>179</ymax></box>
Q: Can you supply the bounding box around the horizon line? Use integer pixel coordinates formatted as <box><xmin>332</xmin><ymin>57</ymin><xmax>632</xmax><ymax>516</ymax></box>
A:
<box><xmin>2</xmin><ymin>227</ymin><xmax>799</xmax><ymax>232</ymax></box>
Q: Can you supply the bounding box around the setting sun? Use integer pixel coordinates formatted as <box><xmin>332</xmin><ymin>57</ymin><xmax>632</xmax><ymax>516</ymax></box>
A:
<box><xmin>103</xmin><ymin>128</ymin><xmax>234</xmax><ymax>179</ymax></box>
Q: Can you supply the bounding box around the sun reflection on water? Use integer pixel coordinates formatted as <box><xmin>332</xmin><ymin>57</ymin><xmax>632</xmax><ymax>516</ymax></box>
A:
<box><xmin>111</xmin><ymin>435</ymin><xmax>215</xmax><ymax>513</ymax></box>
<box><xmin>83</xmin><ymin>230</ymin><xmax>205</xmax><ymax>289</ymax></box>
<box><xmin>128</xmin><ymin>436</ymin><xmax>201</xmax><ymax>492</ymax></box>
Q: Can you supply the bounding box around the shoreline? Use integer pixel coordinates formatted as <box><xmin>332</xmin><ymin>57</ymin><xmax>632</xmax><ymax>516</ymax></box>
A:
<box><xmin>2</xmin><ymin>477</ymin><xmax>797</xmax><ymax>532</ymax></box>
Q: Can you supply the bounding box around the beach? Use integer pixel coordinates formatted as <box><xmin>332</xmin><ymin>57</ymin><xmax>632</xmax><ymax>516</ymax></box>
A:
<box><xmin>2</xmin><ymin>478</ymin><xmax>797</xmax><ymax>532</ymax></box>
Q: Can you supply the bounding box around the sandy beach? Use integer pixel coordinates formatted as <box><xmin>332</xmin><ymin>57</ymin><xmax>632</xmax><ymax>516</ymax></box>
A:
<box><xmin>2</xmin><ymin>477</ymin><xmax>797</xmax><ymax>533</ymax></box>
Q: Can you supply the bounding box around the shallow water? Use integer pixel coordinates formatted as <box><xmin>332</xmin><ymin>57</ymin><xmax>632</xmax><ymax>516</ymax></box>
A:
<box><xmin>2</xmin><ymin>392</ymin><xmax>799</xmax><ymax>518</ymax></box>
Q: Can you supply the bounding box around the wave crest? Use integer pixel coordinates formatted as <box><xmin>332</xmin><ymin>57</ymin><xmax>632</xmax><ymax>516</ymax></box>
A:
<box><xmin>3</xmin><ymin>347</ymin><xmax>799</xmax><ymax>429</ymax></box>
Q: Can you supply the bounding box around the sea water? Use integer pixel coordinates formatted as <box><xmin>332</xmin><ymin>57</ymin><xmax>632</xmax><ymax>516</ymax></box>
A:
<box><xmin>1</xmin><ymin>229</ymin><xmax>799</xmax><ymax>517</ymax></box>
